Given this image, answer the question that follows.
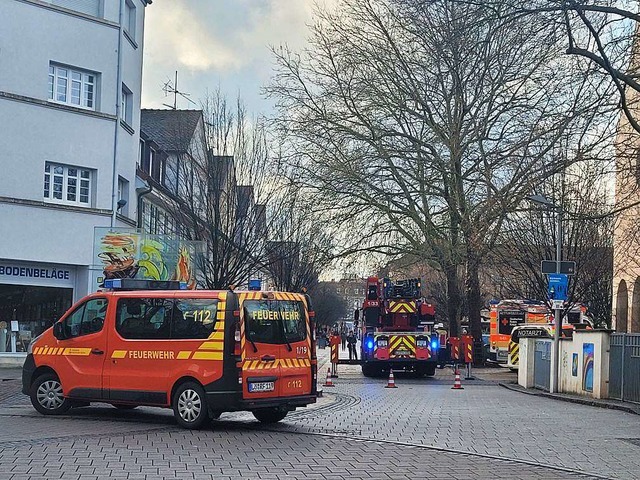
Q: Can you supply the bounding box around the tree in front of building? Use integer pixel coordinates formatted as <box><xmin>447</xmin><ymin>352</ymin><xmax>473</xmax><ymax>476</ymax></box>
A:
<box><xmin>268</xmin><ymin>0</ymin><xmax>615</xmax><ymax>338</ymax></box>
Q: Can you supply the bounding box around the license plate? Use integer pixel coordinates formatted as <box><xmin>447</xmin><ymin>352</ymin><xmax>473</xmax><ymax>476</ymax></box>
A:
<box><xmin>248</xmin><ymin>381</ymin><xmax>275</xmax><ymax>393</ymax></box>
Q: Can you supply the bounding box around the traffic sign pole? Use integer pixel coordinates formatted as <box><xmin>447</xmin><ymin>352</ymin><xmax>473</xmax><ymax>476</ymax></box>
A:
<box><xmin>551</xmin><ymin>209</ymin><xmax>563</xmax><ymax>394</ymax></box>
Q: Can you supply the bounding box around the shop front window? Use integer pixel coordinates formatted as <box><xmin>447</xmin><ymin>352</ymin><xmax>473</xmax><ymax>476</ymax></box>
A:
<box><xmin>0</xmin><ymin>285</ymin><xmax>73</xmax><ymax>353</ymax></box>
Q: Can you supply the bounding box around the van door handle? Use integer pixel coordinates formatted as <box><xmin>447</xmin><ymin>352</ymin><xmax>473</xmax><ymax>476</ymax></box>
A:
<box><xmin>91</xmin><ymin>349</ymin><xmax>104</xmax><ymax>355</ymax></box>
<box><xmin>261</xmin><ymin>355</ymin><xmax>276</xmax><ymax>362</ymax></box>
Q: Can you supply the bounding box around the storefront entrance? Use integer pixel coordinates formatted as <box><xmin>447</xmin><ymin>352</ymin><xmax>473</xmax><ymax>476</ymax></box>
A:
<box><xmin>0</xmin><ymin>284</ymin><xmax>73</xmax><ymax>353</ymax></box>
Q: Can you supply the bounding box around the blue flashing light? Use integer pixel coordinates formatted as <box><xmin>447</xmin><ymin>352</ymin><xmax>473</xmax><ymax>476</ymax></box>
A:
<box><xmin>248</xmin><ymin>279</ymin><xmax>262</xmax><ymax>291</ymax></box>
<box><xmin>431</xmin><ymin>340</ymin><xmax>439</xmax><ymax>350</ymax></box>
<box><xmin>102</xmin><ymin>279</ymin><xmax>185</xmax><ymax>290</ymax></box>
<box><xmin>366</xmin><ymin>340</ymin><xmax>374</xmax><ymax>350</ymax></box>
<box><xmin>103</xmin><ymin>279</ymin><xmax>122</xmax><ymax>289</ymax></box>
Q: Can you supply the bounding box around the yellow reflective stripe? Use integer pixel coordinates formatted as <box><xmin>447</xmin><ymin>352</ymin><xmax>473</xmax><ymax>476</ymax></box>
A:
<box><xmin>176</xmin><ymin>351</ymin><xmax>191</xmax><ymax>360</ymax></box>
<box><xmin>208</xmin><ymin>330</ymin><xmax>225</xmax><ymax>340</ymax></box>
<box><xmin>34</xmin><ymin>347</ymin><xmax>41</xmax><ymax>355</ymax></box>
<box><xmin>57</xmin><ymin>348</ymin><xmax>64</xmax><ymax>355</ymax></box>
<box><xmin>191</xmin><ymin>351</ymin><xmax>223</xmax><ymax>361</ymax></box>
<box><xmin>390</xmin><ymin>337</ymin><xmax>403</xmax><ymax>351</ymax></box>
<box><xmin>199</xmin><ymin>341</ymin><xmax>224</xmax><ymax>350</ymax></box>
<box><xmin>216</xmin><ymin>311</ymin><xmax>226</xmax><ymax>320</ymax></box>
<box><xmin>111</xmin><ymin>350</ymin><xmax>127</xmax><ymax>359</ymax></box>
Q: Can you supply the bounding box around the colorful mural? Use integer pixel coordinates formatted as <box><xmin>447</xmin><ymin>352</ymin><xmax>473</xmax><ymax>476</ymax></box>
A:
<box><xmin>94</xmin><ymin>228</ymin><xmax>201</xmax><ymax>289</ymax></box>
<box><xmin>582</xmin><ymin>343</ymin><xmax>594</xmax><ymax>392</ymax></box>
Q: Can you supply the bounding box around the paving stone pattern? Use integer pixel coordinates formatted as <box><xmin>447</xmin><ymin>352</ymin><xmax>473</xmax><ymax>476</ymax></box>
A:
<box><xmin>0</xmin><ymin>415</ymin><xmax>593</xmax><ymax>480</ymax></box>
<box><xmin>1</xmin><ymin>347</ymin><xmax>638</xmax><ymax>479</ymax></box>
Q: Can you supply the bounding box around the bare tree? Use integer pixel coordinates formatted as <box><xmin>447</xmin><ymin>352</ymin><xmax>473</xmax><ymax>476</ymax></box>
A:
<box><xmin>266</xmin><ymin>199</ymin><xmax>335</xmax><ymax>292</ymax></box>
<box><xmin>159</xmin><ymin>90</ymin><xmax>336</xmax><ymax>291</ymax></box>
<box><xmin>448</xmin><ymin>0</ymin><xmax>640</xmax><ymax>132</ymax></box>
<box><xmin>268</xmin><ymin>0</ymin><xmax>616</xmax><ymax>338</ymax></box>
<box><xmin>309</xmin><ymin>283</ymin><xmax>349</xmax><ymax>327</ymax></box>
<box><xmin>493</xmin><ymin>161</ymin><xmax>614</xmax><ymax>327</ymax></box>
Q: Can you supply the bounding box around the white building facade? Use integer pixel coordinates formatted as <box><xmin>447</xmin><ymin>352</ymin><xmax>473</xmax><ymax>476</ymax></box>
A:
<box><xmin>0</xmin><ymin>0</ymin><xmax>150</xmax><ymax>354</ymax></box>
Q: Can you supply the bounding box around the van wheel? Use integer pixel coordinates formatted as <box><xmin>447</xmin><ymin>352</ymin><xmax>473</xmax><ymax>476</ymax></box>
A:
<box><xmin>253</xmin><ymin>407</ymin><xmax>288</xmax><ymax>424</ymax></box>
<box><xmin>30</xmin><ymin>373</ymin><xmax>71</xmax><ymax>415</ymax></box>
<box><xmin>173</xmin><ymin>382</ymin><xmax>209</xmax><ymax>429</ymax></box>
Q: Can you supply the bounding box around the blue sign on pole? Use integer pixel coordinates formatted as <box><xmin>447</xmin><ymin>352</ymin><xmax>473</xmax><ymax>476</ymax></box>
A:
<box><xmin>548</xmin><ymin>273</ymin><xmax>569</xmax><ymax>301</ymax></box>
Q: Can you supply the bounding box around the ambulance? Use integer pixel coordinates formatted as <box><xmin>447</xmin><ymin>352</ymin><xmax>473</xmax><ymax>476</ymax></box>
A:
<box><xmin>22</xmin><ymin>279</ymin><xmax>317</xmax><ymax>429</ymax></box>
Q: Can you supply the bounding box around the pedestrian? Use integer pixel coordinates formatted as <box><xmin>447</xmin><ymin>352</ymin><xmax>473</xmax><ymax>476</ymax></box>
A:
<box><xmin>347</xmin><ymin>329</ymin><xmax>358</xmax><ymax>360</ymax></box>
<box><xmin>341</xmin><ymin>323</ymin><xmax>347</xmax><ymax>351</ymax></box>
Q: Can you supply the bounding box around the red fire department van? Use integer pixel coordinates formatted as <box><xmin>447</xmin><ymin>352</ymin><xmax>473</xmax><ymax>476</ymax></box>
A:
<box><xmin>22</xmin><ymin>280</ymin><xmax>317</xmax><ymax>429</ymax></box>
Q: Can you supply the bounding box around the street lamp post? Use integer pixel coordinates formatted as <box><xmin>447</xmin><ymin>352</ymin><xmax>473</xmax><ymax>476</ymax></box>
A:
<box><xmin>528</xmin><ymin>195</ymin><xmax>562</xmax><ymax>394</ymax></box>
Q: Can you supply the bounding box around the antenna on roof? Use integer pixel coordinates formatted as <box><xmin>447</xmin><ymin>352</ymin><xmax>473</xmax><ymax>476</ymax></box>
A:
<box><xmin>161</xmin><ymin>71</ymin><xmax>196</xmax><ymax>110</ymax></box>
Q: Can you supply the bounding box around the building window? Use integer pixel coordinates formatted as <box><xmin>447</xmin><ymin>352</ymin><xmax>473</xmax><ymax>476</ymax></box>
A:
<box><xmin>51</xmin><ymin>0</ymin><xmax>101</xmax><ymax>18</ymax></box>
<box><xmin>48</xmin><ymin>64</ymin><xmax>95</xmax><ymax>110</ymax></box>
<box><xmin>124</xmin><ymin>0</ymin><xmax>136</xmax><ymax>39</ymax></box>
<box><xmin>148</xmin><ymin>148</ymin><xmax>166</xmax><ymax>184</ymax></box>
<box><xmin>141</xmin><ymin>199</ymin><xmax>175</xmax><ymax>235</ymax></box>
<box><xmin>138</xmin><ymin>139</ymin><xmax>144</xmax><ymax>170</ymax></box>
<box><xmin>44</xmin><ymin>162</ymin><xmax>92</xmax><ymax>206</ymax></box>
<box><xmin>121</xmin><ymin>84</ymin><xmax>133</xmax><ymax>125</ymax></box>
<box><xmin>117</xmin><ymin>177</ymin><xmax>129</xmax><ymax>215</ymax></box>
<box><xmin>149</xmin><ymin>147</ymin><xmax>157</xmax><ymax>177</ymax></box>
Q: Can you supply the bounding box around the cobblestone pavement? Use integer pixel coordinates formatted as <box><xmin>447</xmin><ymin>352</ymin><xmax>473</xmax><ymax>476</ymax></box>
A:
<box><xmin>1</xmin><ymin>349</ymin><xmax>638</xmax><ymax>479</ymax></box>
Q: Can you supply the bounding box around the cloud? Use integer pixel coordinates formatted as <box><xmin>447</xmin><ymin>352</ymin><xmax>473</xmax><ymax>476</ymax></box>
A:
<box><xmin>144</xmin><ymin>1</ymin><xmax>243</xmax><ymax>72</ymax></box>
<box><xmin>141</xmin><ymin>0</ymin><xmax>340</xmax><ymax>112</ymax></box>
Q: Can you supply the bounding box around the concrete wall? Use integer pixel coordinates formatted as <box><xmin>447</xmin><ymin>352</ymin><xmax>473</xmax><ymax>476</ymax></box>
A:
<box><xmin>559</xmin><ymin>330</ymin><xmax>610</xmax><ymax>399</ymax></box>
<box><xmin>519</xmin><ymin>331</ymin><xmax>610</xmax><ymax>399</ymax></box>
<box><xmin>0</xmin><ymin>0</ymin><xmax>147</xmax><ymax>261</ymax></box>
<box><xmin>518</xmin><ymin>338</ymin><xmax>536</xmax><ymax>389</ymax></box>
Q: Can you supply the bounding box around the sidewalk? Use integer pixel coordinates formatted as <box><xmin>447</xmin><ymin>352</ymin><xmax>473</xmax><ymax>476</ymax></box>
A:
<box><xmin>500</xmin><ymin>382</ymin><xmax>640</xmax><ymax>415</ymax></box>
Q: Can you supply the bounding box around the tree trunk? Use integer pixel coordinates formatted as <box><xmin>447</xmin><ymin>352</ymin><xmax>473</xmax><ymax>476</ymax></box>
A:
<box><xmin>466</xmin><ymin>253</ymin><xmax>483</xmax><ymax>341</ymax></box>
<box><xmin>445</xmin><ymin>263</ymin><xmax>461</xmax><ymax>337</ymax></box>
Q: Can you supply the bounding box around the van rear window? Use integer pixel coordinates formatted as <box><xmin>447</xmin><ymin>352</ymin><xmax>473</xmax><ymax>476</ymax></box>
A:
<box><xmin>116</xmin><ymin>298</ymin><xmax>218</xmax><ymax>340</ymax></box>
<box><xmin>244</xmin><ymin>300</ymin><xmax>306</xmax><ymax>345</ymax></box>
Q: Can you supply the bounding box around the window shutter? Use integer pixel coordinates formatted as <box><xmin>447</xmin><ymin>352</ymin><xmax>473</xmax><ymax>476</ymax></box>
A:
<box><xmin>51</xmin><ymin>0</ymin><xmax>101</xmax><ymax>17</ymax></box>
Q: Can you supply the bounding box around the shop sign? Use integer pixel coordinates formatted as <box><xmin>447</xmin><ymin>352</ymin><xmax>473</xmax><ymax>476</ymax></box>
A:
<box><xmin>0</xmin><ymin>261</ymin><xmax>75</xmax><ymax>288</ymax></box>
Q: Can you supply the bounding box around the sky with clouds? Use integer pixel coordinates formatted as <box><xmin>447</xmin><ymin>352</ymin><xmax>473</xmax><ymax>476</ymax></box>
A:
<box><xmin>141</xmin><ymin>0</ymin><xmax>334</xmax><ymax>116</ymax></box>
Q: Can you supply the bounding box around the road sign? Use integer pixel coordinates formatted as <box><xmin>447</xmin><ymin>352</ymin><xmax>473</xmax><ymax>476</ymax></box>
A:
<box><xmin>551</xmin><ymin>299</ymin><xmax>565</xmax><ymax>310</ymax></box>
<box><xmin>541</xmin><ymin>260</ymin><xmax>576</xmax><ymax>275</ymax></box>
<box><xmin>548</xmin><ymin>273</ymin><xmax>568</xmax><ymax>301</ymax></box>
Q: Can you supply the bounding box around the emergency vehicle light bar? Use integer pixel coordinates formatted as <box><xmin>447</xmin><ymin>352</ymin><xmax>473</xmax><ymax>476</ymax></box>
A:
<box><xmin>102</xmin><ymin>279</ymin><xmax>187</xmax><ymax>290</ymax></box>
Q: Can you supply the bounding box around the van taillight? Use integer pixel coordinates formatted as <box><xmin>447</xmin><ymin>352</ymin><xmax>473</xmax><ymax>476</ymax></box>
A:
<box><xmin>234</xmin><ymin>322</ymin><xmax>241</xmax><ymax>356</ymax></box>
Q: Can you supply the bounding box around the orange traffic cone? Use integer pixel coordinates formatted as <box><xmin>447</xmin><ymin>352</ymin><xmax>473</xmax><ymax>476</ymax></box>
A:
<box><xmin>385</xmin><ymin>369</ymin><xmax>398</xmax><ymax>388</ymax></box>
<box><xmin>324</xmin><ymin>368</ymin><xmax>335</xmax><ymax>387</ymax></box>
<box><xmin>451</xmin><ymin>368</ymin><xmax>464</xmax><ymax>390</ymax></box>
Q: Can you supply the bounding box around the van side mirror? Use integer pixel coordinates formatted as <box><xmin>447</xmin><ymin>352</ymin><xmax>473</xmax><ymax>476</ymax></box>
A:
<box><xmin>53</xmin><ymin>322</ymin><xmax>65</xmax><ymax>340</ymax></box>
